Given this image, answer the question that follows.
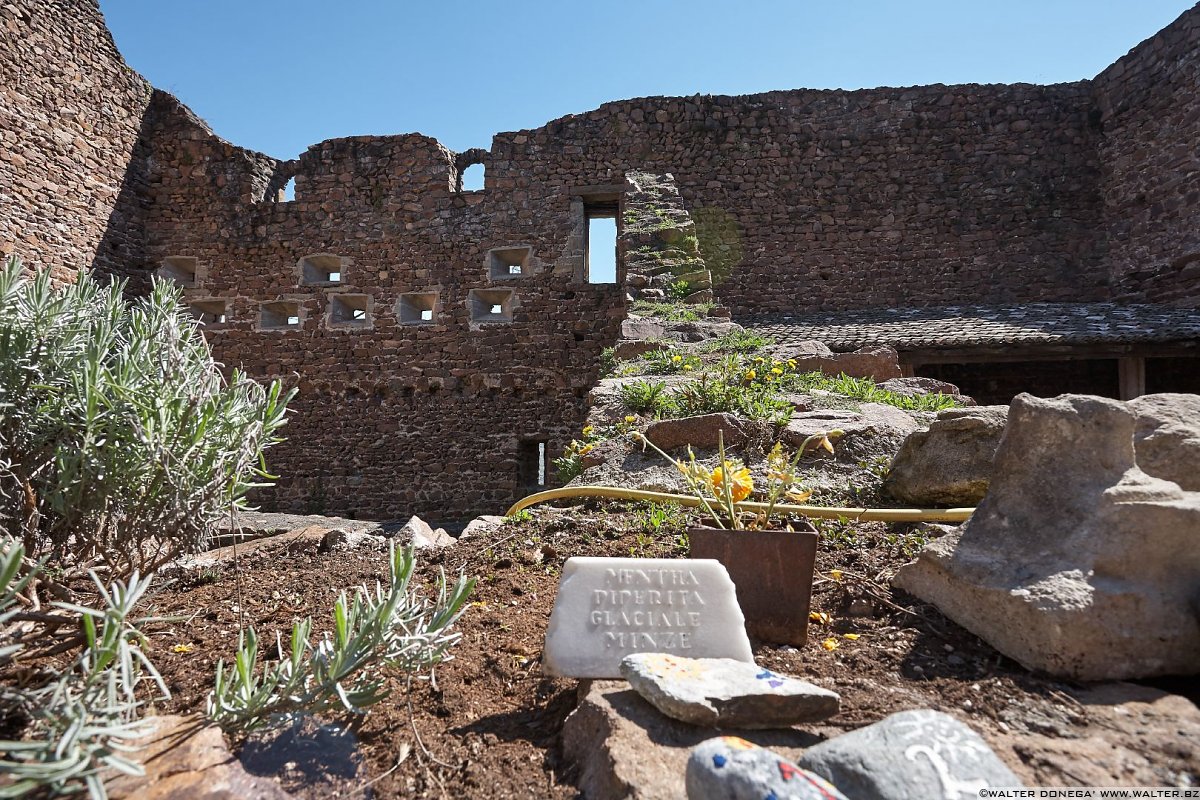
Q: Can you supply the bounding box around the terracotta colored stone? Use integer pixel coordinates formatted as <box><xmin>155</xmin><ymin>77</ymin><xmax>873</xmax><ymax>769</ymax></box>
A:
<box><xmin>107</xmin><ymin>715</ymin><xmax>291</xmax><ymax>800</ymax></box>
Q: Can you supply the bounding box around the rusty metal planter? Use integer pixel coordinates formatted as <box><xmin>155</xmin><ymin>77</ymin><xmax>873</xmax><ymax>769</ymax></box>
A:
<box><xmin>688</xmin><ymin>526</ymin><xmax>818</xmax><ymax>646</ymax></box>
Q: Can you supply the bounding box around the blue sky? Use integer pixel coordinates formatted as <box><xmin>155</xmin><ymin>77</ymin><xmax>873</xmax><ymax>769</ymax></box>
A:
<box><xmin>101</xmin><ymin>0</ymin><xmax>1193</xmax><ymax>164</ymax></box>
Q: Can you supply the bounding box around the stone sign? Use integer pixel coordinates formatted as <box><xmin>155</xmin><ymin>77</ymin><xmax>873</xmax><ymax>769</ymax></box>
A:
<box><xmin>542</xmin><ymin>557</ymin><xmax>754</xmax><ymax>678</ymax></box>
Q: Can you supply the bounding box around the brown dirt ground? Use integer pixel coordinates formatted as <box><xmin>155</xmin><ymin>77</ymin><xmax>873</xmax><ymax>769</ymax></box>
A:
<box><xmin>6</xmin><ymin>501</ymin><xmax>1198</xmax><ymax>798</ymax></box>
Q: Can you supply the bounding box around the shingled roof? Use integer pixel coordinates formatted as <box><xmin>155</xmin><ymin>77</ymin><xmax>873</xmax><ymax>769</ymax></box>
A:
<box><xmin>741</xmin><ymin>304</ymin><xmax>1200</xmax><ymax>352</ymax></box>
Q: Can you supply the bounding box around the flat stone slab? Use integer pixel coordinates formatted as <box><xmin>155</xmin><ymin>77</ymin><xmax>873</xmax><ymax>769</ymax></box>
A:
<box><xmin>686</xmin><ymin>736</ymin><xmax>849</xmax><ymax>800</ymax></box>
<box><xmin>621</xmin><ymin>654</ymin><xmax>840</xmax><ymax>729</ymax></box>
<box><xmin>543</xmin><ymin>557</ymin><xmax>753</xmax><ymax>679</ymax></box>
<box><xmin>643</xmin><ymin>412</ymin><xmax>749</xmax><ymax>451</ymax></box>
<box><xmin>798</xmin><ymin>709</ymin><xmax>1022</xmax><ymax>800</ymax></box>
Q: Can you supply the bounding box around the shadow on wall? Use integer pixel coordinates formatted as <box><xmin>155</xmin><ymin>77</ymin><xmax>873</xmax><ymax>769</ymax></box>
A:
<box><xmin>91</xmin><ymin>94</ymin><xmax>155</xmax><ymax>292</ymax></box>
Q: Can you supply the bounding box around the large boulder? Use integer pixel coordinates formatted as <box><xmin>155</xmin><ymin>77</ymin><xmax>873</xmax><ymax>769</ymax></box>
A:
<box><xmin>1129</xmin><ymin>393</ymin><xmax>1200</xmax><ymax>492</ymax></box>
<box><xmin>772</xmin><ymin>341</ymin><xmax>903</xmax><ymax>382</ymax></box>
<box><xmin>882</xmin><ymin>406</ymin><xmax>1009</xmax><ymax>506</ymax></box>
<box><xmin>894</xmin><ymin>393</ymin><xmax>1200</xmax><ymax>680</ymax></box>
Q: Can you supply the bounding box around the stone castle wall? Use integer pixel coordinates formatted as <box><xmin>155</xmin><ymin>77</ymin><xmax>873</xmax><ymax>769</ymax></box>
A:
<box><xmin>492</xmin><ymin>83</ymin><xmax>1109</xmax><ymax>315</ymax></box>
<box><xmin>1096</xmin><ymin>6</ymin><xmax>1200</xmax><ymax>307</ymax></box>
<box><xmin>137</xmin><ymin>93</ymin><xmax>623</xmax><ymax>519</ymax></box>
<box><xmin>0</xmin><ymin>0</ymin><xmax>151</xmax><ymax>283</ymax></box>
<box><xmin>2</xmin><ymin>0</ymin><xmax>1198</xmax><ymax>519</ymax></box>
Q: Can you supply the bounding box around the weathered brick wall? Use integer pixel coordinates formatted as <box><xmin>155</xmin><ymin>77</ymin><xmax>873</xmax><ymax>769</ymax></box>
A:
<box><xmin>0</xmin><ymin>0</ymin><xmax>151</xmax><ymax>282</ymax></box>
<box><xmin>489</xmin><ymin>84</ymin><xmax>1108</xmax><ymax>315</ymax></box>
<box><xmin>138</xmin><ymin>93</ymin><xmax>623</xmax><ymax>520</ymax></box>
<box><xmin>1095</xmin><ymin>4</ymin><xmax>1200</xmax><ymax>307</ymax></box>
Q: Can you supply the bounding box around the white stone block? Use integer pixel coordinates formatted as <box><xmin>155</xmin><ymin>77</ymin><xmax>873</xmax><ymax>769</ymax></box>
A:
<box><xmin>543</xmin><ymin>557</ymin><xmax>754</xmax><ymax>679</ymax></box>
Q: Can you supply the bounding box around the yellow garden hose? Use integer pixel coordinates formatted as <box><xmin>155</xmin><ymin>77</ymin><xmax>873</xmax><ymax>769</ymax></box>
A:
<box><xmin>505</xmin><ymin>485</ymin><xmax>974</xmax><ymax>523</ymax></box>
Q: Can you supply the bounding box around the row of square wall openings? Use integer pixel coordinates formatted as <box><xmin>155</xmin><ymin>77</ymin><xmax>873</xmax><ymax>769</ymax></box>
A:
<box><xmin>159</xmin><ymin>254</ymin><xmax>346</xmax><ymax>290</ymax></box>
<box><xmin>159</xmin><ymin>248</ymin><xmax>542</xmax><ymax>292</ymax></box>
<box><xmin>185</xmin><ymin>289</ymin><xmax>517</xmax><ymax>331</ymax></box>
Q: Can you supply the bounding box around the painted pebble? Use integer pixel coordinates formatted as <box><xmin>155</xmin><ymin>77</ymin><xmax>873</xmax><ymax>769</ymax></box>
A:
<box><xmin>686</xmin><ymin>736</ymin><xmax>849</xmax><ymax>800</ymax></box>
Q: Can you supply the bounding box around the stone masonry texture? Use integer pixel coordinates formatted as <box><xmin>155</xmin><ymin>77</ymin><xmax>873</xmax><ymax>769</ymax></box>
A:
<box><xmin>2</xmin><ymin>0</ymin><xmax>1199</xmax><ymax>519</ymax></box>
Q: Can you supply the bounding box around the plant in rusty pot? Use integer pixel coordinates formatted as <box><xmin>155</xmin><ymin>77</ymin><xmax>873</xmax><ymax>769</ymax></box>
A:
<box><xmin>634</xmin><ymin>429</ymin><xmax>841</xmax><ymax>645</ymax></box>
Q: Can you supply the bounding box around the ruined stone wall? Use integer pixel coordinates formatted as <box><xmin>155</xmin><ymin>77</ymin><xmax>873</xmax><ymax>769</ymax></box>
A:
<box><xmin>1095</xmin><ymin>4</ymin><xmax>1200</xmax><ymax>307</ymax></box>
<box><xmin>5</xmin><ymin>0</ymin><xmax>1200</xmax><ymax>520</ymax></box>
<box><xmin>489</xmin><ymin>83</ymin><xmax>1108</xmax><ymax>315</ymax></box>
<box><xmin>0</xmin><ymin>0</ymin><xmax>151</xmax><ymax>282</ymax></box>
<box><xmin>139</xmin><ymin>93</ymin><xmax>622</xmax><ymax>520</ymax></box>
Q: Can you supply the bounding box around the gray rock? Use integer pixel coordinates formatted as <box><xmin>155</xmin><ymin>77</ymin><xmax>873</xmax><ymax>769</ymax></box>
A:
<box><xmin>459</xmin><ymin>514</ymin><xmax>505</xmax><ymax>540</ymax></box>
<box><xmin>668</xmin><ymin>320</ymin><xmax>743</xmax><ymax>342</ymax></box>
<box><xmin>398</xmin><ymin>515</ymin><xmax>455</xmax><ymax>549</ymax></box>
<box><xmin>784</xmin><ymin>403</ymin><xmax>920</xmax><ymax>465</ymax></box>
<box><xmin>621</xmin><ymin>654</ymin><xmax>840</xmax><ymax>728</ymax></box>
<box><xmin>773</xmin><ymin>340</ymin><xmax>834</xmax><ymax>358</ymax></box>
<box><xmin>683</xmin><ymin>288</ymin><xmax>714</xmax><ymax>304</ymax></box>
<box><xmin>1129</xmin><ymin>393</ymin><xmax>1200</xmax><ymax>491</ymax></box>
<box><xmin>773</xmin><ymin>342</ymin><xmax>902</xmax><ymax>382</ymax></box>
<box><xmin>894</xmin><ymin>393</ymin><xmax>1200</xmax><ymax>680</ymax></box>
<box><xmin>614</xmin><ymin>339</ymin><xmax>668</xmax><ymax>361</ymax></box>
<box><xmin>687</xmin><ymin>737</ymin><xmax>849</xmax><ymax>800</ymax></box>
<box><xmin>643</xmin><ymin>413</ymin><xmax>749</xmax><ymax>452</ymax></box>
<box><xmin>879</xmin><ymin>376</ymin><xmax>975</xmax><ymax>406</ymax></box>
<box><xmin>799</xmin><ymin>710</ymin><xmax>1020</xmax><ymax>800</ymax></box>
<box><xmin>318</xmin><ymin>528</ymin><xmax>385</xmax><ymax>552</ymax></box>
<box><xmin>623</xmin><ymin>319</ymin><xmax>669</xmax><ymax>340</ymax></box>
<box><xmin>676</xmin><ymin>269</ymin><xmax>711</xmax><ymax>285</ymax></box>
<box><xmin>883</xmin><ymin>405</ymin><xmax>1009</xmax><ymax>506</ymax></box>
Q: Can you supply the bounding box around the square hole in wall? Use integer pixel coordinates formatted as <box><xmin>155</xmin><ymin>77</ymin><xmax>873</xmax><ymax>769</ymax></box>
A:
<box><xmin>329</xmin><ymin>294</ymin><xmax>371</xmax><ymax>327</ymax></box>
<box><xmin>398</xmin><ymin>291</ymin><xmax>439</xmax><ymax>324</ymax></box>
<box><xmin>468</xmin><ymin>288</ymin><xmax>515</xmax><ymax>322</ymax></box>
<box><xmin>487</xmin><ymin>246</ymin><xmax>532</xmax><ymax>280</ymax></box>
<box><xmin>188</xmin><ymin>299</ymin><xmax>228</xmax><ymax>327</ymax></box>
<box><xmin>299</xmin><ymin>254</ymin><xmax>345</xmax><ymax>285</ymax></box>
<box><xmin>158</xmin><ymin>256</ymin><xmax>199</xmax><ymax>287</ymax></box>
<box><xmin>260</xmin><ymin>301</ymin><xmax>301</xmax><ymax>330</ymax></box>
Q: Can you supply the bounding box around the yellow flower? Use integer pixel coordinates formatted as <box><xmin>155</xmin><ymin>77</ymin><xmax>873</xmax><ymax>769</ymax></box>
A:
<box><xmin>582</xmin><ymin>425</ymin><xmax>594</xmax><ymax>437</ymax></box>
<box><xmin>829</xmin><ymin>569</ymin><xmax>843</xmax><ymax>581</ymax></box>
<box><xmin>821</xmin><ymin>638</ymin><xmax>840</xmax><ymax>651</ymax></box>
<box><xmin>710</xmin><ymin>463</ymin><xmax>753</xmax><ymax>502</ymax></box>
<box><xmin>787</xmin><ymin>359</ymin><xmax>797</xmax><ymax>367</ymax></box>
<box><xmin>577</xmin><ymin>444</ymin><xmax>594</xmax><ymax>456</ymax></box>
<box><xmin>771</xmin><ymin>367</ymin><xmax>783</xmax><ymax>376</ymax></box>
<box><xmin>843</xmin><ymin>633</ymin><xmax>860</xmax><ymax>641</ymax></box>
<box><xmin>672</xmin><ymin>355</ymin><xmax>683</xmax><ymax>363</ymax></box>
<box><xmin>173</xmin><ymin>643</ymin><xmax>194</xmax><ymax>654</ymax></box>
<box><xmin>683</xmin><ymin>364</ymin><xmax>694</xmax><ymax>371</ymax></box>
<box><xmin>624</xmin><ymin>415</ymin><xmax>637</xmax><ymax>423</ymax></box>
<box><xmin>744</xmin><ymin>369</ymin><xmax>757</xmax><ymax>381</ymax></box>
<box><xmin>809</xmin><ymin>611</ymin><xmax>830</xmax><ymax>625</ymax></box>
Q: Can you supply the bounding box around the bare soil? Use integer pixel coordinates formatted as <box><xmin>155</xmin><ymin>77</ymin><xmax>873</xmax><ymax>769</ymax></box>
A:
<box><xmin>9</xmin><ymin>501</ymin><xmax>1198</xmax><ymax>797</ymax></box>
